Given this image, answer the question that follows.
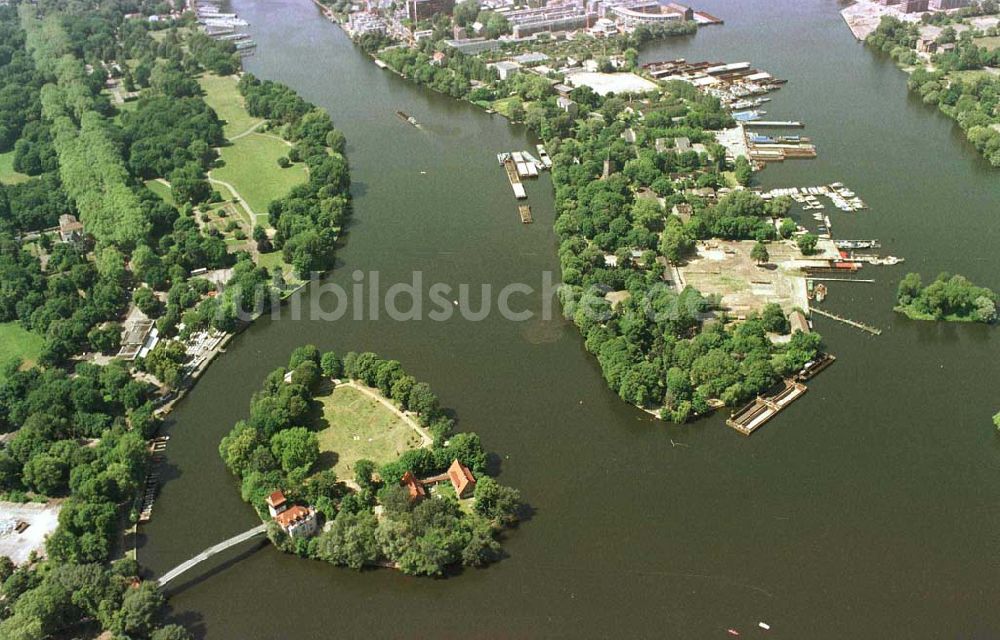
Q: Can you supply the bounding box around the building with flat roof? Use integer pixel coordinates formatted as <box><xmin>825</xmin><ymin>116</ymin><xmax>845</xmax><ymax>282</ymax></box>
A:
<box><xmin>490</xmin><ymin>60</ymin><xmax>521</xmax><ymax>80</ymax></box>
<box><xmin>445</xmin><ymin>37</ymin><xmax>502</xmax><ymax>54</ymax></box>
<box><xmin>407</xmin><ymin>0</ymin><xmax>455</xmax><ymax>21</ymax></box>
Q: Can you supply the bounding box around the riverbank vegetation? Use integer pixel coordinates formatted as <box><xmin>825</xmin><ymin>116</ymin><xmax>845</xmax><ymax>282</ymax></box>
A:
<box><xmin>220</xmin><ymin>346</ymin><xmax>522</xmax><ymax>576</ymax></box>
<box><xmin>867</xmin><ymin>12</ymin><xmax>1000</xmax><ymax>166</ymax></box>
<box><xmin>895</xmin><ymin>272</ymin><xmax>998</xmax><ymax>323</ymax></box>
<box><xmin>0</xmin><ymin>0</ymin><xmax>356</xmax><ymax>635</ymax></box>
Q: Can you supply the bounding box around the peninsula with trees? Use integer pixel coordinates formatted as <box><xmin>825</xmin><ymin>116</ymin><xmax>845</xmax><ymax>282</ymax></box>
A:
<box><xmin>219</xmin><ymin>346</ymin><xmax>522</xmax><ymax>576</ymax></box>
<box><xmin>326</xmin><ymin>0</ymin><xmax>829</xmax><ymax>423</ymax></box>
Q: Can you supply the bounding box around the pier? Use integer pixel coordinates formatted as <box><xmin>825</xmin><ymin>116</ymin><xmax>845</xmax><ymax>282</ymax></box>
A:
<box><xmin>518</xmin><ymin>205</ymin><xmax>533</xmax><ymax>224</ymax></box>
<box><xmin>811</xmin><ymin>307</ymin><xmax>882</xmax><ymax>336</ymax></box>
<box><xmin>726</xmin><ymin>380</ymin><xmax>808</xmax><ymax>436</ymax></box>
<box><xmin>746</xmin><ymin>121</ymin><xmax>804</xmax><ymax>128</ymax></box>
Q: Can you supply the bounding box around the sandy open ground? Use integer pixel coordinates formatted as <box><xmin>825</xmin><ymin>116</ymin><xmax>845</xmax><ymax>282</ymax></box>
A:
<box><xmin>677</xmin><ymin>239</ymin><xmax>821</xmax><ymax>317</ymax></box>
<box><xmin>565</xmin><ymin>71</ymin><xmax>658</xmax><ymax>96</ymax></box>
<box><xmin>0</xmin><ymin>501</ymin><xmax>61</xmax><ymax>565</ymax></box>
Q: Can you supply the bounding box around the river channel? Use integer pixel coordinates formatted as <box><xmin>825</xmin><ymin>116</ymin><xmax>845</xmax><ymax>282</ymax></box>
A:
<box><xmin>141</xmin><ymin>0</ymin><xmax>1000</xmax><ymax>636</ymax></box>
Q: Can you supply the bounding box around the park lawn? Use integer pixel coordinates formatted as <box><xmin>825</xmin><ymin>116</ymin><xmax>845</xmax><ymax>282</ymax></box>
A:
<box><xmin>211</xmin><ymin>133</ymin><xmax>307</xmax><ymax>214</ymax></box>
<box><xmin>313</xmin><ymin>384</ymin><xmax>424</xmax><ymax>481</ymax></box>
<box><xmin>0</xmin><ymin>151</ymin><xmax>30</xmax><ymax>185</ymax></box>
<box><xmin>198</xmin><ymin>73</ymin><xmax>263</xmax><ymax>139</ymax></box>
<box><xmin>0</xmin><ymin>322</ymin><xmax>44</xmax><ymax>373</ymax></box>
<box><xmin>144</xmin><ymin>179</ymin><xmax>175</xmax><ymax>205</ymax></box>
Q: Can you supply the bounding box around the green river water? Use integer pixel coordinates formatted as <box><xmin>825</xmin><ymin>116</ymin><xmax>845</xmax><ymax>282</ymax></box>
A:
<box><xmin>140</xmin><ymin>0</ymin><xmax>1000</xmax><ymax>636</ymax></box>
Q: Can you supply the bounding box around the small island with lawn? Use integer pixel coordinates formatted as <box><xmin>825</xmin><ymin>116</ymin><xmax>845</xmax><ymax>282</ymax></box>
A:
<box><xmin>895</xmin><ymin>272</ymin><xmax>998</xmax><ymax>323</ymax></box>
<box><xmin>219</xmin><ymin>346</ymin><xmax>522</xmax><ymax>576</ymax></box>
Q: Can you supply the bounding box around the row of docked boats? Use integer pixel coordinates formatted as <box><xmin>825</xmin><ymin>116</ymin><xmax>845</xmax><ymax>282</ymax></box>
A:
<box><xmin>760</xmin><ymin>183</ymin><xmax>867</xmax><ymax>212</ymax></box>
<box><xmin>496</xmin><ymin>145</ymin><xmax>552</xmax><ymax>179</ymax></box>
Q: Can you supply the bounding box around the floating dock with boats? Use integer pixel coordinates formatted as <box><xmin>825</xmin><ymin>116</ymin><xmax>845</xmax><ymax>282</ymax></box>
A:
<box><xmin>500</xmin><ymin>156</ymin><xmax>527</xmax><ymax>199</ymax></box>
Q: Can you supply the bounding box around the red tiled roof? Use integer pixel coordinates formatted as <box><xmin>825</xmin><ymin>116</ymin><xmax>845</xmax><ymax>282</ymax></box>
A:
<box><xmin>447</xmin><ymin>459</ymin><xmax>476</xmax><ymax>497</ymax></box>
<box><xmin>401</xmin><ymin>470</ymin><xmax>426</xmax><ymax>501</ymax></box>
<box><xmin>274</xmin><ymin>505</ymin><xmax>312</xmax><ymax>528</ymax></box>
<box><xmin>266</xmin><ymin>490</ymin><xmax>287</xmax><ymax>508</ymax></box>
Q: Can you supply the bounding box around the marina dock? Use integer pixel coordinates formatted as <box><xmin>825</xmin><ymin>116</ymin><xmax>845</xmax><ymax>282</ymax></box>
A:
<box><xmin>518</xmin><ymin>205</ymin><xmax>533</xmax><ymax>224</ymax></box>
<box><xmin>726</xmin><ymin>380</ymin><xmax>808</xmax><ymax>436</ymax></box>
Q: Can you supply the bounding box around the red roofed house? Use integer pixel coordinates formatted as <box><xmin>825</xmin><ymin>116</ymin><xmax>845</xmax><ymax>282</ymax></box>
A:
<box><xmin>266</xmin><ymin>490</ymin><xmax>288</xmax><ymax>517</ymax></box>
<box><xmin>274</xmin><ymin>505</ymin><xmax>318</xmax><ymax>539</ymax></box>
<box><xmin>401</xmin><ymin>470</ymin><xmax>426</xmax><ymax>502</ymax></box>
<box><xmin>447</xmin><ymin>459</ymin><xmax>476</xmax><ymax>499</ymax></box>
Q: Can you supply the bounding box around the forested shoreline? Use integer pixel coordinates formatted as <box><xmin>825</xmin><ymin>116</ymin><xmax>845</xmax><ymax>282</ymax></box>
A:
<box><xmin>867</xmin><ymin>8</ymin><xmax>1000</xmax><ymax>167</ymax></box>
<box><xmin>0</xmin><ymin>1</ymin><xmax>354</xmax><ymax>637</ymax></box>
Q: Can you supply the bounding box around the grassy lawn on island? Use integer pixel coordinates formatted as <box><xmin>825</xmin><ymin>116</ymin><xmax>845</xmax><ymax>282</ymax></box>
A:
<box><xmin>0</xmin><ymin>151</ymin><xmax>30</xmax><ymax>185</ymax></box>
<box><xmin>198</xmin><ymin>73</ymin><xmax>263</xmax><ymax>139</ymax></box>
<box><xmin>144</xmin><ymin>179</ymin><xmax>175</xmax><ymax>205</ymax></box>
<box><xmin>211</xmin><ymin>133</ymin><xmax>307</xmax><ymax>214</ymax></box>
<box><xmin>313</xmin><ymin>384</ymin><xmax>425</xmax><ymax>481</ymax></box>
<box><xmin>0</xmin><ymin>322</ymin><xmax>44</xmax><ymax>373</ymax></box>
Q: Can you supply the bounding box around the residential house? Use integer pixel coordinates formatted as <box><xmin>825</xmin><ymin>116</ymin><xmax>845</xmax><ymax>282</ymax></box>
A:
<box><xmin>674</xmin><ymin>136</ymin><xmax>692</xmax><ymax>152</ymax></box>
<box><xmin>671</xmin><ymin>203</ymin><xmax>693</xmax><ymax>223</ymax></box>
<box><xmin>58</xmin><ymin>214</ymin><xmax>84</xmax><ymax>243</ymax></box>
<box><xmin>266</xmin><ymin>490</ymin><xmax>288</xmax><ymax>517</ymax></box>
<box><xmin>447</xmin><ymin>459</ymin><xmax>477</xmax><ymax>499</ymax></box>
<box><xmin>557</xmin><ymin>96</ymin><xmax>578</xmax><ymax>116</ymax></box>
<box><xmin>275</xmin><ymin>505</ymin><xmax>319</xmax><ymax>539</ymax></box>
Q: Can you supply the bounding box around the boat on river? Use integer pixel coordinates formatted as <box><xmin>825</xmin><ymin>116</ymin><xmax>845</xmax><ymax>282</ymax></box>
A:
<box><xmin>536</xmin><ymin>144</ymin><xmax>552</xmax><ymax>168</ymax></box>
<box><xmin>395</xmin><ymin>111</ymin><xmax>420</xmax><ymax>128</ymax></box>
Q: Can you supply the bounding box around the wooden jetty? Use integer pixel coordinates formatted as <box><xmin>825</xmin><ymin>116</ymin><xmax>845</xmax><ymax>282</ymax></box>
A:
<box><xmin>726</xmin><ymin>380</ymin><xmax>808</xmax><ymax>436</ymax></box>
<box><xmin>504</xmin><ymin>158</ymin><xmax>527</xmax><ymax>199</ymax></box>
<box><xmin>518</xmin><ymin>205</ymin><xmax>533</xmax><ymax>224</ymax></box>
<box><xmin>811</xmin><ymin>307</ymin><xmax>882</xmax><ymax>336</ymax></box>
